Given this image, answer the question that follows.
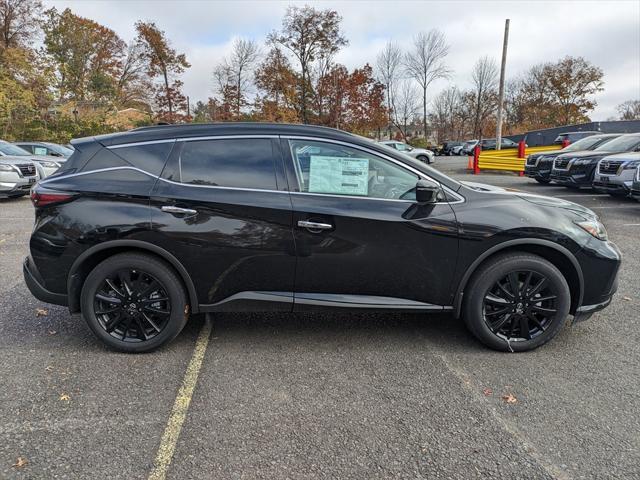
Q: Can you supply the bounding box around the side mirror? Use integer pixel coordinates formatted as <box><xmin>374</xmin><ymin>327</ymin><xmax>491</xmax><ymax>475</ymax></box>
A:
<box><xmin>415</xmin><ymin>179</ymin><xmax>440</xmax><ymax>204</ymax></box>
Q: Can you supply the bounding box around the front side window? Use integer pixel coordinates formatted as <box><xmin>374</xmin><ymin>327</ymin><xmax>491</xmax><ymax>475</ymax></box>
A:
<box><xmin>289</xmin><ymin>140</ymin><xmax>419</xmax><ymax>200</ymax></box>
<box><xmin>33</xmin><ymin>146</ymin><xmax>49</xmax><ymax>156</ymax></box>
<box><xmin>180</xmin><ymin>138</ymin><xmax>277</xmax><ymax>189</ymax></box>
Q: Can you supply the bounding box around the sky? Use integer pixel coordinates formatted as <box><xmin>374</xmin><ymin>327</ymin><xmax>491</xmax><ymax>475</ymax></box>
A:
<box><xmin>44</xmin><ymin>0</ymin><xmax>640</xmax><ymax>120</ymax></box>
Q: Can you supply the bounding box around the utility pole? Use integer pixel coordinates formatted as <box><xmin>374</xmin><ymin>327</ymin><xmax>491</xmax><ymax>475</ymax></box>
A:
<box><xmin>495</xmin><ymin>19</ymin><xmax>510</xmax><ymax>150</ymax></box>
<box><xmin>187</xmin><ymin>96</ymin><xmax>191</xmax><ymax>120</ymax></box>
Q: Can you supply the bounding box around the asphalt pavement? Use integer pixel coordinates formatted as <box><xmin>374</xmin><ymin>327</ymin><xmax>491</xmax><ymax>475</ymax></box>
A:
<box><xmin>0</xmin><ymin>156</ymin><xmax>638</xmax><ymax>479</ymax></box>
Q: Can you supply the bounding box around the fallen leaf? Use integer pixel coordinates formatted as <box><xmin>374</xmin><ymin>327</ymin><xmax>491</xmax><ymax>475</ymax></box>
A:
<box><xmin>48</xmin><ymin>330</ymin><xmax>57</xmax><ymax>335</ymax></box>
<box><xmin>623</xmin><ymin>296</ymin><xmax>632</xmax><ymax>301</ymax></box>
<box><xmin>59</xmin><ymin>393</ymin><xmax>70</xmax><ymax>402</ymax></box>
<box><xmin>502</xmin><ymin>393</ymin><xmax>518</xmax><ymax>404</ymax></box>
<box><xmin>45</xmin><ymin>365</ymin><xmax>54</xmax><ymax>372</ymax></box>
<box><xmin>482</xmin><ymin>388</ymin><xmax>493</xmax><ymax>396</ymax></box>
<box><xmin>35</xmin><ymin>308</ymin><xmax>48</xmax><ymax>317</ymax></box>
<box><xmin>12</xmin><ymin>457</ymin><xmax>28</xmax><ymax>468</ymax></box>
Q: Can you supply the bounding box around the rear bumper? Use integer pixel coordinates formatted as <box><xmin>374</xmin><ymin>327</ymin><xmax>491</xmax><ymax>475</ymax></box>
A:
<box><xmin>23</xmin><ymin>256</ymin><xmax>68</xmax><ymax>306</ymax></box>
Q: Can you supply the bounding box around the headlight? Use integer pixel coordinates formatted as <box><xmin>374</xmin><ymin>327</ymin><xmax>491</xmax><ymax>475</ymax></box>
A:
<box><xmin>623</xmin><ymin>160</ymin><xmax>640</xmax><ymax>170</ymax></box>
<box><xmin>38</xmin><ymin>160</ymin><xmax>61</xmax><ymax>168</ymax></box>
<box><xmin>575</xmin><ymin>219</ymin><xmax>608</xmax><ymax>241</ymax></box>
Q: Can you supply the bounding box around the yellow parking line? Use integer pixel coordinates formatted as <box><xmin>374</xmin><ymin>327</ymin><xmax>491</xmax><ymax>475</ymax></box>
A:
<box><xmin>148</xmin><ymin>318</ymin><xmax>212</xmax><ymax>480</ymax></box>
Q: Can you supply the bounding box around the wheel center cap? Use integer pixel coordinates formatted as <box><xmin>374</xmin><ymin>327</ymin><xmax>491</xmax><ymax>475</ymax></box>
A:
<box><xmin>515</xmin><ymin>302</ymin><xmax>524</xmax><ymax>314</ymax></box>
<box><xmin>127</xmin><ymin>302</ymin><xmax>138</xmax><ymax>313</ymax></box>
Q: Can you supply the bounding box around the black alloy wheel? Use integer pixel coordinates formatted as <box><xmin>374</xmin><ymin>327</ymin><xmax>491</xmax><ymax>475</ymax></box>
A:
<box><xmin>462</xmin><ymin>253</ymin><xmax>570</xmax><ymax>352</ymax></box>
<box><xmin>482</xmin><ymin>270</ymin><xmax>556</xmax><ymax>342</ymax></box>
<box><xmin>94</xmin><ymin>268</ymin><xmax>170</xmax><ymax>342</ymax></box>
<box><xmin>81</xmin><ymin>253</ymin><xmax>188</xmax><ymax>352</ymax></box>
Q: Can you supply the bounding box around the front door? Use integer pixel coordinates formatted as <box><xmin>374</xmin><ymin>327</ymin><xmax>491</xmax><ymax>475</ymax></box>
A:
<box><xmin>282</xmin><ymin>138</ymin><xmax>459</xmax><ymax>310</ymax></box>
<box><xmin>149</xmin><ymin>137</ymin><xmax>296</xmax><ymax>311</ymax></box>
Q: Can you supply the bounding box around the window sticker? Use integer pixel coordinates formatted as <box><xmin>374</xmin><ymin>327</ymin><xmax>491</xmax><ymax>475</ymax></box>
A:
<box><xmin>308</xmin><ymin>156</ymin><xmax>369</xmax><ymax>196</ymax></box>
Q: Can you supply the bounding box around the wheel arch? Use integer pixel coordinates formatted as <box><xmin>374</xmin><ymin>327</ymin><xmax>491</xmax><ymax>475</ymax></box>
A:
<box><xmin>67</xmin><ymin>240</ymin><xmax>199</xmax><ymax>314</ymax></box>
<box><xmin>453</xmin><ymin>239</ymin><xmax>584</xmax><ymax>318</ymax></box>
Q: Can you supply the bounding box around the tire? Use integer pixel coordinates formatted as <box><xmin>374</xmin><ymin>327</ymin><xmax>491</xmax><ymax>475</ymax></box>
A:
<box><xmin>462</xmin><ymin>252</ymin><xmax>570</xmax><ymax>352</ymax></box>
<box><xmin>535</xmin><ymin>178</ymin><xmax>551</xmax><ymax>184</ymax></box>
<box><xmin>608</xmin><ymin>191</ymin><xmax>628</xmax><ymax>198</ymax></box>
<box><xmin>80</xmin><ymin>252</ymin><xmax>189</xmax><ymax>353</ymax></box>
<box><xmin>417</xmin><ymin>155</ymin><xmax>429</xmax><ymax>164</ymax></box>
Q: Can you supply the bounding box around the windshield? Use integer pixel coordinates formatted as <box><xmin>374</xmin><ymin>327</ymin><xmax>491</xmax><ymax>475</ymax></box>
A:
<box><xmin>595</xmin><ymin>135</ymin><xmax>640</xmax><ymax>153</ymax></box>
<box><xmin>0</xmin><ymin>143</ymin><xmax>30</xmax><ymax>156</ymax></box>
<box><xmin>564</xmin><ymin>135</ymin><xmax>617</xmax><ymax>152</ymax></box>
<box><xmin>44</xmin><ymin>143</ymin><xmax>74</xmax><ymax>156</ymax></box>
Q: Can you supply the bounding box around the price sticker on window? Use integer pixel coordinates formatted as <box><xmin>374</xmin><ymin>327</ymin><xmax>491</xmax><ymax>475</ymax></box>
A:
<box><xmin>308</xmin><ymin>156</ymin><xmax>369</xmax><ymax>196</ymax></box>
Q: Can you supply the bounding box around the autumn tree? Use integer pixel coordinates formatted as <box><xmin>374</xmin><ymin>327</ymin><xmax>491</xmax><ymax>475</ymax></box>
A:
<box><xmin>135</xmin><ymin>21</ymin><xmax>190</xmax><ymax>122</ymax></box>
<box><xmin>393</xmin><ymin>79</ymin><xmax>419</xmax><ymax>140</ymax></box>
<box><xmin>268</xmin><ymin>5</ymin><xmax>347</xmax><ymax>123</ymax></box>
<box><xmin>617</xmin><ymin>99</ymin><xmax>640</xmax><ymax>120</ymax></box>
<box><xmin>376</xmin><ymin>41</ymin><xmax>402</xmax><ymax>138</ymax></box>
<box><xmin>44</xmin><ymin>8</ymin><xmax>126</xmax><ymax>102</ymax></box>
<box><xmin>0</xmin><ymin>0</ymin><xmax>42</xmax><ymax>49</ymax></box>
<box><xmin>254</xmin><ymin>46</ymin><xmax>298</xmax><ymax>122</ymax></box>
<box><xmin>115</xmin><ymin>42</ymin><xmax>153</xmax><ymax>110</ymax></box>
<box><xmin>404</xmin><ymin>30</ymin><xmax>450</xmax><ymax>139</ymax></box>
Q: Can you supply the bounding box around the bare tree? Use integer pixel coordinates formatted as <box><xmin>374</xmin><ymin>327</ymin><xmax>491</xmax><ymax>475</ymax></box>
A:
<box><xmin>430</xmin><ymin>86</ymin><xmax>466</xmax><ymax>143</ymax></box>
<box><xmin>393</xmin><ymin>79</ymin><xmax>419</xmax><ymax>140</ymax></box>
<box><xmin>376</xmin><ymin>40</ymin><xmax>402</xmax><ymax>139</ymax></box>
<box><xmin>404</xmin><ymin>30</ymin><xmax>450</xmax><ymax>140</ymax></box>
<box><xmin>617</xmin><ymin>99</ymin><xmax>640</xmax><ymax>120</ymax></box>
<box><xmin>471</xmin><ymin>55</ymin><xmax>498</xmax><ymax>138</ymax></box>
<box><xmin>227</xmin><ymin>38</ymin><xmax>260</xmax><ymax>117</ymax></box>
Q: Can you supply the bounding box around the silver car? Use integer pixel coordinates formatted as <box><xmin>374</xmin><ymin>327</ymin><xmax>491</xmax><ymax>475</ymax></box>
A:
<box><xmin>0</xmin><ymin>141</ymin><xmax>63</xmax><ymax>178</ymax></box>
<box><xmin>593</xmin><ymin>152</ymin><xmax>640</xmax><ymax>197</ymax></box>
<box><xmin>379</xmin><ymin>141</ymin><xmax>435</xmax><ymax>164</ymax></box>
<box><xmin>0</xmin><ymin>156</ymin><xmax>38</xmax><ymax>198</ymax></box>
<box><xmin>13</xmin><ymin>141</ymin><xmax>74</xmax><ymax>158</ymax></box>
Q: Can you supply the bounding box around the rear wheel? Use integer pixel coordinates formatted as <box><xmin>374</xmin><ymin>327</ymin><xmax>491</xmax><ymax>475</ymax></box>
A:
<box><xmin>462</xmin><ymin>253</ymin><xmax>570</xmax><ymax>352</ymax></box>
<box><xmin>80</xmin><ymin>253</ymin><xmax>189</xmax><ymax>352</ymax></box>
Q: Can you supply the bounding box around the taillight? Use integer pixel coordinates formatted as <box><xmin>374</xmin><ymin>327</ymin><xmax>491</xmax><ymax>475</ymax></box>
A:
<box><xmin>30</xmin><ymin>187</ymin><xmax>74</xmax><ymax>207</ymax></box>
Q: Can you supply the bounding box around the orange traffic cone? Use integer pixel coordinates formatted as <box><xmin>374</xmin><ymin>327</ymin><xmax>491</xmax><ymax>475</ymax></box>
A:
<box><xmin>467</xmin><ymin>155</ymin><xmax>473</xmax><ymax>170</ymax></box>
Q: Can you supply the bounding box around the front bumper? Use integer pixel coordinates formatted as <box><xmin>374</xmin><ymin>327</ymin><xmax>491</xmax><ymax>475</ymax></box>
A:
<box><xmin>593</xmin><ymin>170</ymin><xmax>635</xmax><ymax>194</ymax></box>
<box><xmin>631</xmin><ymin>180</ymin><xmax>640</xmax><ymax>200</ymax></box>
<box><xmin>23</xmin><ymin>256</ymin><xmax>68</xmax><ymax>306</ymax></box>
<box><xmin>575</xmin><ymin>238</ymin><xmax>621</xmax><ymax>317</ymax></box>
<box><xmin>550</xmin><ymin>167</ymin><xmax>595</xmax><ymax>187</ymax></box>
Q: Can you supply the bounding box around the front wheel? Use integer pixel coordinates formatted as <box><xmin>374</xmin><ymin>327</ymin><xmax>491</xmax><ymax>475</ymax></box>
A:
<box><xmin>462</xmin><ymin>253</ymin><xmax>570</xmax><ymax>352</ymax></box>
<box><xmin>417</xmin><ymin>155</ymin><xmax>430</xmax><ymax>164</ymax></box>
<box><xmin>80</xmin><ymin>253</ymin><xmax>189</xmax><ymax>352</ymax></box>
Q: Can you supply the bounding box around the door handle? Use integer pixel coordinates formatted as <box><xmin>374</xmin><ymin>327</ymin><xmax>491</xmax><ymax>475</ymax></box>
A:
<box><xmin>297</xmin><ymin>220</ymin><xmax>333</xmax><ymax>231</ymax></box>
<box><xmin>161</xmin><ymin>205</ymin><xmax>197</xmax><ymax>215</ymax></box>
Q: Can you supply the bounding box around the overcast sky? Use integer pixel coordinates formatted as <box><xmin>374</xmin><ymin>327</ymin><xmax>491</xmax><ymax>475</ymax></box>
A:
<box><xmin>44</xmin><ymin>0</ymin><xmax>640</xmax><ymax>120</ymax></box>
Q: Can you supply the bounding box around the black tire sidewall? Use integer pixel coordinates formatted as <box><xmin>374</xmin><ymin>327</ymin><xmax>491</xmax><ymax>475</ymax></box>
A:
<box><xmin>80</xmin><ymin>253</ymin><xmax>188</xmax><ymax>353</ymax></box>
<box><xmin>463</xmin><ymin>254</ymin><xmax>570</xmax><ymax>352</ymax></box>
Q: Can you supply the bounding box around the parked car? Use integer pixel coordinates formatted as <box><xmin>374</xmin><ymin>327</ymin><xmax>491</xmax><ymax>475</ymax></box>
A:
<box><xmin>450</xmin><ymin>144</ymin><xmax>464</xmax><ymax>155</ymax></box>
<box><xmin>592</xmin><ymin>152</ymin><xmax>640</xmax><ymax>197</ymax></box>
<box><xmin>479</xmin><ymin>138</ymin><xmax>519</xmax><ymax>150</ymax></box>
<box><xmin>13</xmin><ymin>141</ymin><xmax>74</xmax><ymax>158</ymax></box>
<box><xmin>0</xmin><ymin>156</ymin><xmax>38</xmax><ymax>198</ymax></box>
<box><xmin>553</xmin><ymin>131</ymin><xmax>599</xmax><ymax>145</ymax></box>
<box><xmin>631</xmin><ymin>166</ymin><xmax>640</xmax><ymax>201</ymax></box>
<box><xmin>0</xmin><ymin>141</ymin><xmax>63</xmax><ymax>178</ymax></box>
<box><xmin>24</xmin><ymin>123</ymin><xmax>621</xmax><ymax>353</ymax></box>
<box><xmin>461</xmin><ymin>140</ymin><xmax>478</xmax><ymax>155</ymax></box>
<box><xmin>441</xmin><ymin>141</ymin><xmax>463</xmax><ymax>156</ymax></box>
<box><xmin>525</xmin><ymin>134</ymin><xmax>621</xmax><ymax>184</ymax></box>
<box><xmin>379</xmin><ymin>140</ymin><xmax>434</xmax><ymax>163</ymax></box>
<box><xmin>550</xmin><ymin>133</ymin><xmax>640</xmax><ymax>188</ymax></box>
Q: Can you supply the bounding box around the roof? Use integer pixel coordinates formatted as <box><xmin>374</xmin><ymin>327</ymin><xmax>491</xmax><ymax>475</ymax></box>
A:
<box><xmin>82</xmin><ymin>122</ymin><xmax>360</xmax><ymax>147</ymax></box>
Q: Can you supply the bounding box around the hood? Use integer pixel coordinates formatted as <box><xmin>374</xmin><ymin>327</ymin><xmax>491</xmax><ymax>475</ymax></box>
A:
<box><xmin>460</xmin><ymin>181</ymin><xmax>596</xmax><ymax>217</ymax></box>
<box><xmin>0</xmin><ymin>155</ymin><xmax>37</xmax><ymax>166</ymax></box>
<box><xmin>556</xmin><ymin>150</ymin><xmax>612</xmax><ymax>160</ymax></box>
<box><xmin>599</xmin><ymin>152</ymin><xmax>640</xmax><ymax>162</ymax></box>
<box><xmin>30</xmin><ymin>154</ymin><xmax>65</xmax><ymax>162</ymax></box>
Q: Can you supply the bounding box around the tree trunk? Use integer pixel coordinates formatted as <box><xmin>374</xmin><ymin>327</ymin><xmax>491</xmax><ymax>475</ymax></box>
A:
<box><xmin>422</xmin><ymin>86</ymin><xmax>427</xmax><ymax>140</ymax></box>
<box><xmin>163</xmin><ymin>68</ymin><xmax>172</xmax><ymax>121</ymax></box>
<box><xmin>301</xmin><ymin>66</ymin><xmax>307</xmax><ymax>123</ymax></box>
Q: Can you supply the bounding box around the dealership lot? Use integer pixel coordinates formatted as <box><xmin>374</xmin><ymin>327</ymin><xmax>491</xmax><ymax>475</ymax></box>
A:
<box><xmin>0</xmin><ymin>156</ymin><xmax>638</xmax><ymax>479</ymax></box>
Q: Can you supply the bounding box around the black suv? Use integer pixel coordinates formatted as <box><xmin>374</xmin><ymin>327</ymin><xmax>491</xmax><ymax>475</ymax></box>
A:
<box><xmin>525</xmin><ymin>134</ymin><xmax>620</xmax><ymax>184</ymax></box>
<box><xmin>553</xmin><ymin>131</ymin><xmax>599</xmax><ymax>145</ymax></box>
<box><xmin>24</xmin><ymin>123</ymin><xmax>621</xmax><ymax>353</ymax></box>
<box><xmin>551</xmin><ymin>133</ymin><xmax>640</xmax><ymax>188</ymax></box>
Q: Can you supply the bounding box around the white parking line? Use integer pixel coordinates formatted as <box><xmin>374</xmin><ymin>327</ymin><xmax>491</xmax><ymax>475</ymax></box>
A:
<box><xmin>589</xmin><ymin>205</ymin><xmax>640</xmax><ymax>209</ymax></box>
<box><xmin>148</xmin><ymin>318</ymin><xmax>212</xmax><ymax>480</ymax></box>
<box><xmin>556</xmin><ymin>194</ymin><xmax>609</xmax><ymax>198</ymax></box>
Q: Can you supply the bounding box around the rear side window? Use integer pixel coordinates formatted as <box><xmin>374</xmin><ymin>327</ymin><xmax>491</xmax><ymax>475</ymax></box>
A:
<box><xmin>112</xmin><ymin>142</ymin><xmax>174</xmax><ymax>176</ymax></box>
<box><xmin>179</xmin><ymin>139</ymin><xmax>277</xmax><ymax>189</ymax></box>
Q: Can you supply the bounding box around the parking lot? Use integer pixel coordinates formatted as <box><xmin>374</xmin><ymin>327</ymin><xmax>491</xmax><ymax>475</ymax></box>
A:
<box><xmin>0</xmin><ymin>155</ymin><xmax>638</xmax><ymax>479</ymax></box>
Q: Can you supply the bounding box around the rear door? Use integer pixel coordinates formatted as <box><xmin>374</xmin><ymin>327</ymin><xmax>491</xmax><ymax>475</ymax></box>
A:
<box><xmin>149</xmin><ymin>136</ymin><xmax>296</xmax><ymax>311</ymax></box>
<box><xmin>282</xmin><ymin>137</ymin><xmax>459</xmax><ymax>310</ymax></box>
